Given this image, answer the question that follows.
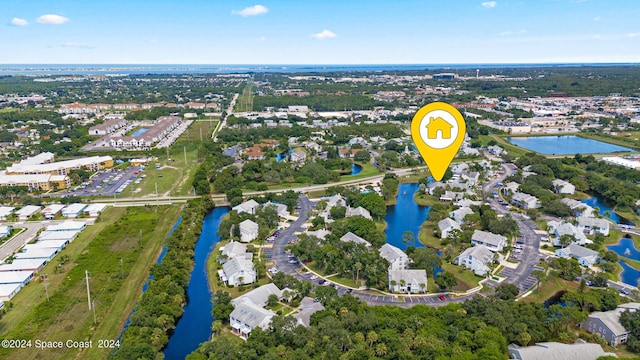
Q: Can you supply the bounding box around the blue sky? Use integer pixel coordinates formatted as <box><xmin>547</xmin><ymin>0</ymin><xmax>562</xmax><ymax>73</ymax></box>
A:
<box><xmin>2</xmin><ymin>0</ymin><xmax>640</xmax><ymax>64</ymax></box>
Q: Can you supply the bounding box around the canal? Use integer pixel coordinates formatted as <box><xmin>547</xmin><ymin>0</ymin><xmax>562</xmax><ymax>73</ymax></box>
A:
<box><xmin>163</xmin><ymin>207</ymin><xmax>229</xmax><ymax>359</ymax></box>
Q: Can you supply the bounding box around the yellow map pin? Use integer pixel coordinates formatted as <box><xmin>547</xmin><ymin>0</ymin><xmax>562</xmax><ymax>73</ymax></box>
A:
<box><xmin>411</xmin><ymin>102</ymin><xmax>466</xmax><ymax>181</ymax></box>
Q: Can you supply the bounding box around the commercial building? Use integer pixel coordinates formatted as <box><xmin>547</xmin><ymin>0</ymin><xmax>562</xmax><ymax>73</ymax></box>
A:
<box><xmin>0</xmin><ymin>173</ymin><xmax>70</xmax><ymax>191</ymax></box>
<box><xmin>5</xmin><ymin>155</ymin><xmax>113</xmax><ymax>176</ymax></box>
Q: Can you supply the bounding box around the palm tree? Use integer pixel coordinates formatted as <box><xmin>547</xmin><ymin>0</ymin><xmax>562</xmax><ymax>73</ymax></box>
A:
<box><xmin>211</xmin><ymin>320</ymin><xmax>223</xmax><ymax>337</ymax></box>
<box><xmin>531</xmin><ymin>269</ymin><xmax>546</xmax><ymax>290</ymax></box>
<box><xmin>367</xmin><ymin>331</ymin><xmax>379</xmax><ymax>347</ymax></box>
<box><xmin>354</xmin><ymin>261</ymin><xmax>362</xmax><ymax>286</ymax></box>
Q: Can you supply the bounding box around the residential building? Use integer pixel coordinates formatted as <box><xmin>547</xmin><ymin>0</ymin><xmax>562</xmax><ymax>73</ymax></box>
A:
<box><xmin>456</xmin><ymin>245</ymin><xmax>494</xmax><ymax>276</ymax></box>
<box><xmin>232</xmin><ymin>199</ymin><xmax>260</xmax><ymax>215</ymax></box>
<box><xmin>62</xmin><ymin>203</ymin><xmax>87</xmax><ymax>218</ymax></box>
<box><xmin>324</xmin><ymin>194</ymin><xmax>346</xmax><ymax>210</ymax></box>
<box><xmin>501</xmin><ymin>182</ymin><xmax>520</xmax><ymax>195</ymax></box>
<box><xmin>577</xmin><ymin>216</ymin><xmax>610</xmax><ymax>236</ymax></box>
<box><xmin>231</xmin><ymin>283</ymin><xmax>282</xmax><ymax>308</ymax></box>
<box><xmin>290</xmin><ymin>151</ymin><xmax>306</xmax><ymax>163</ymax></box>
<box><xmin>388</xmin><ymin>269</ymin><xmax>427</xmax><ymax>293</ymax></box>
<box><xmin>0</xmin><ymin>270</ymin><xmax>34</xmax><ymax>287</ymax></box>
<box><xmin>555</xmin><ymin>243</ymin><xmax>600</xmax><ymax>267</ymax></box>
<box><xmin>6</xmin><ymin>155</ymin><xmax>113</xmax><ymax>176</ymax></box>
<box><xmin>108</xmin><ymin>116</ymin><xmax>182</xmax><ymax>150</ymax></box>
<box><xmin>221</xmin><ymin>241</ymin><xmax>249</xmax><ymax>261</ymax></box>
<box><xmin>0</xmin><ymin>258</ymin><xmax>47</xmax><ymax>273</ymax></box>
<box><xmin>0</xmin><ymin>283</ymin><xmax>22</xmax><ymax>301</ymax></box>
<box><xmin>561</xmin><ymin>198</ymin><xmax>594</xmax><ymax>217</ymax></box>
<box><xmin>0</xmin><ymin>173</ymin><xmax>70</xmax><ymax>191</ymax></box>
<box><xmin>46</xmin><ymin>221</ymin><xmax>85</xmax><ymax>232</ymax></box>
<box><xmin>84</xmin><ymin>204</ymin><xmax>107</xmax><ymax>217</ymax></box>
<box><xmin>239</xmin><ymin>219</ymin><xmax>259</xmax><ymax>243</ymax></box>
<box><xmin>88</xmin><ymin>118</ymin><xmax>127</xmax><ymax>135</ymax></box>
<box><xmin>471</xmin><ymin>230</ymin><xmax>507</xmax><ymax>252</ymax></box>
<box><xmin>0</xmin><ymin>206</ymin><xmax>14</xmax><ymax>221</ymax></box>
<box><xmin>221</xmin><ymin>257</ymin><xmax>256</xmax><ymax>286</ymax></box>
<box><xmin>340</xmin><ymin>232</ymin><xmax>371</xmax><ymax>247</ymax></box>
<box><xmin>14</xmin><ymin>247</ymin><xmax>59</xmax><ymax>262</ymax></box>
<box><xmin>15</xmin><ymin>205</ymin><xmax>41</xmax><ymax>220</ymax></box>
<box><xmin>378</xmin><ymin>244</ymin><xmax>409</xmax><ymax>271</ymax></box>
<box><xmin>552</xmin><ymin>179</ymin><xmax>576</xmax><ymax>194</ymax></box>
<box><xmin>508</xmin><ymin>342</ymin><xmax>612</xmax><ymax>360</ymax></box>
<box><xmin>583</xmin><ymin>303</ymin><xmax>640</xmax><ymax>346</ymax></box>
<box><xmin>264</xmin><ymin>202</ymin><xmax>290</xmax><ymax>218</ymax></box>
<box><xmin>438</xmin><ymin>218</ymin><xmax>461</xmax><ymax>239</ymax></box>
<box><xmin>511</xmin><ymin>192</ymin><xmax>540</xmax><ymax>209</ymax></box>
<box><xmin>293</xmin><ymin>297</ymin><xmax>325</xmax><ymax>328</ymax></box>
<box><xmin>42</xmin><ymin>204</ymin><xmax>65</xmax><ymax>220</ymax></box>
<box><xmin>550</xmin><ymin>222</ymin><xmax>591</xmax><ymax>246</ymax></box>
<box><xmin>346</xmin><ymin>206</ymin><xmax>372</xmax><ymax>220</ymax></box>
<box><xmin>229</xmin><ymin>301</ymin><xmax>275</xmax><ymax>339</ymax></box>
<box><xmin>0</xmin><ymin>225</ymin><xmax>10</xmax><ymax>239</ymax></box>
<box><xmin>450</xmin><ymin>207</ymin><xmax>474</xmax><ymax>224</ymax></box>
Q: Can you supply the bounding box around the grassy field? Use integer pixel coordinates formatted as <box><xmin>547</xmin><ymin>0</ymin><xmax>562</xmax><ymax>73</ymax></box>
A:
<box><xmin>398</xmin><ymin>170</ymin><xmax>430</xmax><ymax>184</ymax></box>
<box><xmin>0</xmin><ymin>205</ymin><xmax>182</xmax><ymax>360</ymax></box>
<box><xmin>522</xmin><ymin>275</ymin><xmax>580</xmax><ymax>304</ymax></box>
<box><xmin>339</xmin><ymin>162</ymin><xmax>380</xmax><ymax>181</ymax></box>
<box><xmin>129</xmin><ymin>120</ymin><xmax>218</xmax><ymax>198</ymax></box>
<box><xmin>441</xmin><ymin>263</ymin><xmax>483</xmax><ymax>292</ymax></box>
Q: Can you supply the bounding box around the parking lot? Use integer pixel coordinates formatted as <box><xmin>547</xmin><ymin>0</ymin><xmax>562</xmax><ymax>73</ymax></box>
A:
<box><xmin>63</xmin><ymin>165</ymin><xmax>143</xmax><ymax>197</ymax></box>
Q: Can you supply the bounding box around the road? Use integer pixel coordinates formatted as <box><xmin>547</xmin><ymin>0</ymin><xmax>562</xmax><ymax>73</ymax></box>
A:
<box><xmin>269</xmin><ymin>195</ymin><xmax>474</xmax><ymax>307</ymax></box>
<box><xmin>213</xmin><ymin>93</ymin><xmax>239</xmax><ymax>142</ymax></box>
<box><xmin>483</xmin><ymin>163</ymin><xmax>544</xmax><ymax>293</ymax></box>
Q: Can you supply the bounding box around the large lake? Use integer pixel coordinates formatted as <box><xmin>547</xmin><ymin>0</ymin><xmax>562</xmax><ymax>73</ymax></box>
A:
<box><xmin>505</xmin><ymin>136</ymin><xmax>634</xmax><ymax>155</ymax></box>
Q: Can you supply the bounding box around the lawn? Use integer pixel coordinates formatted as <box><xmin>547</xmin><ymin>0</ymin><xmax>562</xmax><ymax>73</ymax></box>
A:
<box><xmin>414</xmin><ymin>192</ymin><xmax>437</xmax><ymax>207</ymax></box>
<box><xmin>0</xmin><ymin>205</ymin><xmax>182</xmax><ymax>360</ymax></box>
<box><xmin>339</xmin><ymin>162</ymin><xmax>380</xmax><ymax>181</ymax></box>
<box><xmin>442</xmin><ymin>263</ymin><xmax>483</xmax><ymax>292</ymax></box>
<box><xmin>398</xmin><ymin>169</ymin><xmax>430</xmax><ymax>184</ymax></box>
<box><xmin>522</xmin><ymin>275</ymin><xmax>580</xmax><ymax>304</ymax></box>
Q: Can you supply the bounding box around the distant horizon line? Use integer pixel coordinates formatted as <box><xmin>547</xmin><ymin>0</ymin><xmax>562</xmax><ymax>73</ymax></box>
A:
<box><xmin>1</xmin><ymin>62</ymin><xmax>639</xmax><ymax>66</ymax></box>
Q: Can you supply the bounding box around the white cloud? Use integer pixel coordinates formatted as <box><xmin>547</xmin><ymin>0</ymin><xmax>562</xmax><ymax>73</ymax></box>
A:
<box><xmin>149</xmin><ymin>38</ymin><xmax>159</xmax><ymax>44</ymax></box>
<box><xmin>232</xmin><ymin>5</ymin><xmax>268</xmax><ymax>17</ymax></box>
<box><xmin>36</xmin><ymin>14</ymin><xmax>69</xmax><ymax>25</ymax></box>
<box><xmin>10</xmin><ymin>17</ymin><xmax>28</xmax><ymax>26</ymax></box>
<box><xmin>481</xmin><ymin>1</ymin><xmax>497</xmax><ymax>8</ymax></box>
<box><xmin>311</xmin><ymin>29</ymin><xmax>337</xmax><ymax>40</ymax></box>
<box><xmin>593</xmin><ymin>16</ymin><xmax>601</xmax><ymax>21</ymax></box>
<box><xmin>499</xmin><ymin>31</ymin><xmax>512</xmax><ymax>36</ymax></box>
<box><xmin>61</xmin><ymin>42</ymin><xmax>93</xmax><ymax>49</ymax></box>
<box><xmin>627</xmin><ymin>33</ymin><xmax>640</xmax><ymax>38</ymax></box>
<box><xmin>256</xmin><ymin>36</ymin><xmax>267</xmax><ymax>41</ymax></box>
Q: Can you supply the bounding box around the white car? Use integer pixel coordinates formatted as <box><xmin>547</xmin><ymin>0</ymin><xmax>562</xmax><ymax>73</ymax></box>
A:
<box><xmin>310</xmin><ymin>275</ymin><xmax>318</xmax><ymax>280</ymax></box>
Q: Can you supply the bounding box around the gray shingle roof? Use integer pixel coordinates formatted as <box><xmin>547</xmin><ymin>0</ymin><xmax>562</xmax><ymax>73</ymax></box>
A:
<box><xmin>378</xmin><ymin>244</ymin><xmax>407</xmax><ymax>263</ymax></box>
<box><xmin>508</xmin><ymin>342</ymin><xmax>610</xmax><ymax>360</ymax></box>
<box><xmin>340</xmin><ymin>232</ymin><xmax>371</xmax><ymax>247</ymax></box>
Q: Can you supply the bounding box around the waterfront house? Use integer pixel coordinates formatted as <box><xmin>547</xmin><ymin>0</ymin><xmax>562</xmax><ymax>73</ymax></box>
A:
<box><xmin>229</xmin><ymin>301</ymin><xmax>275</xmax><ymax>339</ymax></box>
<box><xmin>239</xmin><ymin>219</ymin><xmax>259</xmax><ymax>243</ymax></box>
<box><xmin>378</xmin><ymin>244</ymin><xmax>409</xmax><ymax>271</ymax></box>
<box><xmin>221</xmin><ymin>257</ymin><xmax>256</xmax><ymax>286</ymax></box>
<box><xmin>340</xmin><ymin>232</ymin><xmax>371</xmax><ymax>247</ymax></box>
<box><xmin>552</xmin><ymin>179</ymin><xmax>576</xmax><ymax>194</ymax></box>
<box><xmin>555</xmin><ymin>243</ymin><xmax>600</xmax><ymax>267</ymax></box>
<box><xmin>232</xmin><ymin>199</ymin><xmax>260</xmax><ymax>215</ymax></box>
<box><xmin>450</xmin><ymin>207</ymin><xmax>474</xmax><ymax>224</ymax></box>
<box><xmin>438</xmin><ymin>218</ymin><xmax>461</xmax><ymax>239</ymax></box>
<box><xmin>577</xmin><ymin>216</ymin><xmax>610</xmax><ymax>236</ymax></box>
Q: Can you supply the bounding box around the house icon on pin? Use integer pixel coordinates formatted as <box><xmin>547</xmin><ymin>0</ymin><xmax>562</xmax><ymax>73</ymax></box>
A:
<box><xmin>426</xmin><ymin>117</ymin><xmax>453</xmax><ymax>139</ymax></box>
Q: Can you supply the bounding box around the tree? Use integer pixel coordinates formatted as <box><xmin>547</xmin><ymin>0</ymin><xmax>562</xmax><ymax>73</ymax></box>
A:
<box><xmin>531</xmin><ymin>269</ymin><xmax>547</xmax><ymax>290</ymax></box>
<box><xmin>494</xmin><ymin>283</ymin><xmax>520</xmax><ymax>300</ymax></box>
<box><xmin>558</xmin><ymin>234</ymin><xmax>576</xmax><ymax>247</ymax></box>
<box><xmin>330</xmin><ymin>206</ymin><xmax>346</xmax><ymax>219</ymax></box>
<box><xmin>314</xmin><ymin>285</ymin><xmax>338</xmax><ymax>305</ymax></box>
<box><xmin>267</xmin><ymin>294</ymin><xmax>279</xmax><ymax>308</ymax></box>
<box><xmin>435</xmin><ymin>271</ymin><xmax>457</xmax><ymax>290</ymax></box>
<box><xmin>402</xmin><ymin>231</ymin><xmax>414</xmax><ymax>248</ymax></box>
<box><xmin>226</xmin><ymin>187</ymin><xmax>243</xmax><ymax>206</ymax></box>
<box><xmin>357</xmin><ymin>192</ymin><xmax>386</xmax><ymax>220</ymax></box>
<box><xmin>409</xmin><ymin>247</ymin><xmax>442</xmax><ymax>278</ymax></box>
<box><xmin>212</xmin><ymin>291</ymin><xmax>234</xmax><ymax>323</ymax></box>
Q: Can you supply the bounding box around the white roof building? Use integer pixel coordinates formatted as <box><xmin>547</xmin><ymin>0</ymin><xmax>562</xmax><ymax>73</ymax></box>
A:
<box><xmin>378</xmin><ymin>244</ymin><xmax>409</xmax><ymax>271</ymax></box>
<box><xmin>229</xmin><ymin>301</ymin><xmax>276</xmax><ymax>339</ymax></box>
<box><xmin>84</xmin><ymin>203</ymin><xmax>107</xmax><ymax>217</ymax></box>
<box><xmin>46</xmin><ymin>221</ymin><xmax>86</xmax><ymax>232</ymax></box>
<box><xmin>221</xmin><ymin>241</ymin><xmax>248</xmax><ymax>260</ymax></box>
<box><xmin>15</xmin><ymin>205</ymin><xmax>41</xmax><ymax>220</ymax></box>
<box><xmin>222</xmin><ymin>257</ymin><xmax>256</xmax><ymax>286</ymax></box>
<box><xmin>38</xmin><ymin>230</ymin><xmax>80</xmax><ymax>242</ymax></box>
<box><xmin>577</xmin><ymin>216</ymin><xmax>610</xmax><ymax>236</ymax></box>
<box><xmin>471</xmin><ymin>230</ymin><xmax>507</xmax><ymax>252</ymax></box>
<box><xmin>231</xmin><ymin>283</ymin><xmax>282</xmax><ymax>308</ymax></box>
<box><xmin>551</xmin><ymin>222</ymin><xmax>591</xmax><ymax>246</ymax></box>
<box><xmin>450</xmin><ymin>207</ymin><xmax>474</xmax><ymax>224</ymax></box>
<box><xmin>555</xmin><ymin>243</ymin><xmax>600</xmax><ymax>267</ymax></box>
<box><xmin>239</xmin><ymin>219</ymin><xmax>259</xmax><ymax>243</ymax></box>
<box><xmin>346</xmin><ymin>206</ymin><xmax>372</xmax><ymax>220</ymax></box>
<box><xmin>552</xmin><ymin>179</ymin><xmax>576</xmax><ymax>194</ymax></box>
<box><xmin>232</xmin><ymin>199</ymin><xmax>260</xmax><ymax>215</ymax></box>
<box><xmin>14</xmin><ymin>247</ymin><xmax>59</xmax><ymax>261</ymax></box>
<box><xmin>23</xmin><ymin>239</ymin><xmax>69</xmax><ymax>251</ymax></box>
<box><xmin>388</xmin><ymin>269</ymin><xmax>427</xmax><ymax>294</ymax></box>
<box><xmin>62</xmin><ymin>203</ymin><xmax>87</xmax><ymax>218</ymax></box>
<box><xmin>0</xmin><ymin>206</ymin><xmax>15</xmax><ymax>220</ymax></box>
<box><xmin>340</xmin><ymin>232</ymin><xmax>371</xmax><ymax>247</ymax></box>
<box><xmin>0</xmin><ymin>270</ymin><xmax>34</xmax><ymax>286</ymax></box>
<box><xmin>511</xmin><ymin>192</ymin><xmax>540</xmax><ymax>209</ymax></box>
<box><xmin>0</xmin><ymin>283</ymin><xmax>22</xmax><ymax>301</ymax></box>
<box><xmin>42</xmin><ymin>204</ymin><xmax>65</xmax><ymax>219</ymax></box>
<box><xmin>0</xmin><ymin>258</ymin><xmax>47</xmax><ymax>272</ymax></box>
<box><xmin>457</xmin><ymin>245</ymin><xmax>494</xmax><ymax>276</ymax></box>
<box><xmin>438</xmin><ymin>218</ymin><xmax>461</xmax><ymax>239</ymax></box>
